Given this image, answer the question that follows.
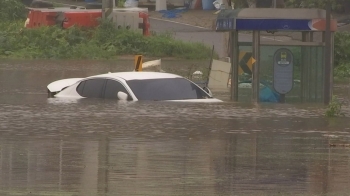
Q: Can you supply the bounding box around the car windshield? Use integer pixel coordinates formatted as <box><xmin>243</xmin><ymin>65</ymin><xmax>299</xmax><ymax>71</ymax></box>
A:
<box><xmin>126</xmin><ymin>78</ymin><xmax>211</xmax><ymax>101</ymax></box>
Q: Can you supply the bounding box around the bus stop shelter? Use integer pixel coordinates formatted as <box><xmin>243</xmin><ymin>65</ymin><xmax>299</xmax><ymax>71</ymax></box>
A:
<box><xmin>215</xmin><ymin>8</ymin><xmax>337</xmax><ymax>104</ymax></box>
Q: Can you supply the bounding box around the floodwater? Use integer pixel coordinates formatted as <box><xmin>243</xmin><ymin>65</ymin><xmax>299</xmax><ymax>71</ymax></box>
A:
<box><xmin>0</xmin><ymin>59</ymin><xmax>350</xmax><ymax>196</ymax></box>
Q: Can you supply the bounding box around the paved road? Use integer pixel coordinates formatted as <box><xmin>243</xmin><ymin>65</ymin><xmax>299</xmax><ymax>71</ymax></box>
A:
<box><xmin>150</xmin><ymin>18</ymin><xmax>227</xmax><ymax>57</ymax></box>
<box><xmin>150</xmin><ymin>18</ymin><xmax>291</xmax><ymax>58</ymax></box>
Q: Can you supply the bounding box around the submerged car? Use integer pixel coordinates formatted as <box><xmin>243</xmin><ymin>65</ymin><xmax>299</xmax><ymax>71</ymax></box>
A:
<box><xmin>47</xmin><ymin>72</ymin><xmax>222</xmax><ymax>103</ymax></box>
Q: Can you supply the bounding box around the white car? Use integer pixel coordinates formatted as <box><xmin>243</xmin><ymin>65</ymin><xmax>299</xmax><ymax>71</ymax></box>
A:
<box><xmin>47</xmin><ymin>72</ymin><xmax>222</xmax><ymax>103</ymax></box>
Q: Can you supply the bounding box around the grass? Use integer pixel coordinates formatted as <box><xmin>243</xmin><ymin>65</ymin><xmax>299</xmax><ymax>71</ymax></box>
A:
<box><xmin>0</xmin><ymin>19</ymin><xmax>216</xmax><ymax>60</ymax></box>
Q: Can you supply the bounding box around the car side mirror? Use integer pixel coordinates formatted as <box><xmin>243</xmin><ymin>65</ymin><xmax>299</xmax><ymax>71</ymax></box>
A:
<box><xmin>203</xmin><ymin>87</ymin><xmax>213</xmax><ymax>96</ymax></box>
<box><xmin>117</xmin><ymin>92</ymin><xmax>128</xmax><ymax>100</ymax></box>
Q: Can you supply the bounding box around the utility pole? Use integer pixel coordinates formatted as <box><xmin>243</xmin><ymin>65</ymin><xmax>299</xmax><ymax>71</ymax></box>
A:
<box><xmin>324</xmin><ymin>0</ymin><xmax>332</xmax><ymax>104</ymax></box>
<box><xmin>102</xmin><ymin>0</ymin><xmax>114</xmax><ymax>19</ymax></box>
<box><xmin>273</xmin><ymin>0</ymin><xmax>276</xmax><ymax>8</ymax></box>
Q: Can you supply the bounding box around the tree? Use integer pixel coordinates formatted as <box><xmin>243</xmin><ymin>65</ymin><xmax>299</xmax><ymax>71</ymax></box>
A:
<box><xmin>0</xmin><ymin>0</ymin><xmax>27</xmax><ymax>21</ymax></box>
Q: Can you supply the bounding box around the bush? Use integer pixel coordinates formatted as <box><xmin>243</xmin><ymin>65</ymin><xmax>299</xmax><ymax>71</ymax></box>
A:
<box><xmin>284</xmin><ymin>0</ymin><xmax>347</xmax><ymax>12</ymax></box>
<box><xmin>334</xmin><ymin>32</ymin><xmax>350</xmax><ymax>67</ymax></box>
<box><xmin>0</xmin><ymin>20</ymin><xmax>215</xmax><ymax>60</ymax></box>
<box><xmin>334</xmin><ymin>63</ymin><xmax>350</xmax><ymax>79</ymax></box>
<box><xmin>333</xmin><ymin>32</ymin><xmax>350</xmax><ymax>78</ymax></box>
<box><xmin>325</xmin><ymin>96</ymin><xmax>344</xmax><ymax>117</ymax></box>
<box><xmin>0</xmin><ymin>0</ymin><xmax>27</xmax><ymax>21</ymax></box>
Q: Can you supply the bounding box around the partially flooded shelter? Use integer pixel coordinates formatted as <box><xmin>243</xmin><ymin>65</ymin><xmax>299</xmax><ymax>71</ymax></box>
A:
<box><xmin>215</xmin><ymin>8</ymin><xmax>337</xmax><ymax>104</ymax></box>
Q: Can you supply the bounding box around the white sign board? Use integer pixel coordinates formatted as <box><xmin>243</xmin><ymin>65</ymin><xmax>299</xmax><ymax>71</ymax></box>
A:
<box><xmin>273</xmin><ymin>48</ymin><xmax>294</xmax><ymax>94</ymax></box>
<box><xmin>208</xmin><ymin>59</ymin><xmax>231</xmax><ymax>89</ymax></box>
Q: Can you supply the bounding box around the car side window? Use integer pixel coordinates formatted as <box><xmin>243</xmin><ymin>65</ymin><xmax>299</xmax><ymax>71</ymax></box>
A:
<box><xmin>76</xmin><ymin>78</ymin><xmax>105</xmax><ymax>98</ymax></box>
<box><xmin>104</xmin><ymin>79</ymin><xmax>131</xmax><ymax>100</ymax></box>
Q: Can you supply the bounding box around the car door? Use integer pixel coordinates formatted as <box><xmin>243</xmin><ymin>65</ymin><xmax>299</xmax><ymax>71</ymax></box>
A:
<box><xmin>76</xmin><ymin>78</ymin><xmax>106</xmax><ymax>98</ymax></box>
<box><xmin>103</xmin><ymin>79</ymin><xmax>132</xmax><ymax>100</ymax></box>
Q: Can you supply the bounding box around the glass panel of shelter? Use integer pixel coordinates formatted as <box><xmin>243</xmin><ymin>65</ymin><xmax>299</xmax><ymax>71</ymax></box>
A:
<box><xmin>237</xmin><ymin>44</ymin><xmax>253</xmax><ymax>102</ymax></box>
<box><xmin>235</xmin><ymin>32</ymin><xmax>325</xmax><ymax>103</ymax></box>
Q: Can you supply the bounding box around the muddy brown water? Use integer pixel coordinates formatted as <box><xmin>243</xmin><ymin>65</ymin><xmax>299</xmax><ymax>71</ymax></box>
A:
<box><xmin>0</xmin><ymin>59</ymin><xmax>350</xmax><ymax>196</ymax></box>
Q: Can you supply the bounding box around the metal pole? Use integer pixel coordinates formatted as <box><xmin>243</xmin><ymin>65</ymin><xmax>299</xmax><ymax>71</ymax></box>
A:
<box><xmin>231</xmin><ymin>31</ymin><xmax>239</xmax><ymax>101</ymax></box>
<box><xmin>102</xmin><ymin>0</ymin><xmax>114</xmax><ymax>20</ymax></box>
<box><xmin>273</xmin><ymin>0</ymin><xmax>276</xmax><ymax>8</ymax></box>
<box><xmin>330</xmin><ymin>32</ymin><xmax>334</xmax><ymax>100</ymax></box>
<box><xmin>59</xmin><ymin>140</ymin><xmax>63</xmax><ymax>191</ymax></box>
<box><xmin>301</xmin><ymin>32</ymin><xmax>310</xmax><ymax>102</ymax></box>
<box><xmin>252</xmin><ymin>31</ymin><xmax>260</xmax><ymax>103</ymax></box>
<box><xmin>206</xmin><ymin>45</ymin><xmax>215</xmax><ymax>87</ymax></box>
<box><xmin>324</xmin><ymin>0</ymin><xmax>331</xmax><ymax>105</ymax></box>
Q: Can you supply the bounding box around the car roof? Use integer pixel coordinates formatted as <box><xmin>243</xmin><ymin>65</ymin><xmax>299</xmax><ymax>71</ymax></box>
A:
<box><xmin>88</xmin><ymin>72</ymin><xmax>183</xmax><ymax>81</ymax></box>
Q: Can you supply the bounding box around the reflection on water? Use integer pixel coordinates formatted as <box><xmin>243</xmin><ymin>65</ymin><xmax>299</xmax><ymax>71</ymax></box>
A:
<box><xmin>0</xmin><ymin>59</ymin><xmax>350</xmax><ymax>196</ymax></box>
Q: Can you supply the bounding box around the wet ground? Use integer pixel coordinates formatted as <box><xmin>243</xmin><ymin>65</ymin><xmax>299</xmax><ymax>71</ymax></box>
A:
<box><xmin>0</xmin><ymin>59</ymin><xmax>350</xmax><ymax>196</ymax></box>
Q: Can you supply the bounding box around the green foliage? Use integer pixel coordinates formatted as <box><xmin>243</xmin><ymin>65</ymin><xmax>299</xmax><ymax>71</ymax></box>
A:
<box><xmin>334</xmin><ymin>63</ymin><xmax>350</xmax><ymax>79</ymax></box>
<box><xmin>325</xmin><ymin>96</ymin><xmax>344</xmax><ymax>117</ymax></box>
<box><xmin>333</xmin><ymin>32</ymin><xmax>350</xmax><ymax>79</ymax></box>
<box><xmin>117</xmin><ymin>0</ymin><xmax>126</xmax><ymax>7</ymax></box>
<box><xmin>285</xmin><ymin>0</ymin><xmax>340</xmax><ymax>9</ymax></box>
<box><xmin>231</xmin><ymin>0</ymin><xmax>248</xmax><ymax>8</ymax></box>
<box><xmin>232</xmin><ymin>0</ymin><xmax>346</xmax><ymax>12</ymax></box>
<box><xmin>281</xmin><ymin>0</ymin><xmax>348</xmax><ymax>12</ymax></box>
<box><xmin>334</xmin><ymin>32</ymin><xmax>350</xmax><ymax>67</ymax></box>
<box><xmin>0</xmin><ymin>20</ymin><xmax>214</xmax><ymax>60</ymax></box>
<box><xmin>0</xmin><ymin>0</ymin><xmax>27</xmax><ymax>21</ymax></box>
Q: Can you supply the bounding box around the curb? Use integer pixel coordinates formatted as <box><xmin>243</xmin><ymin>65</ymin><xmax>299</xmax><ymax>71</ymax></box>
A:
<box><xmin>149</xmin><ymin>17</ymin><xmax>210</xmax><ymax>30</ymax></box>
